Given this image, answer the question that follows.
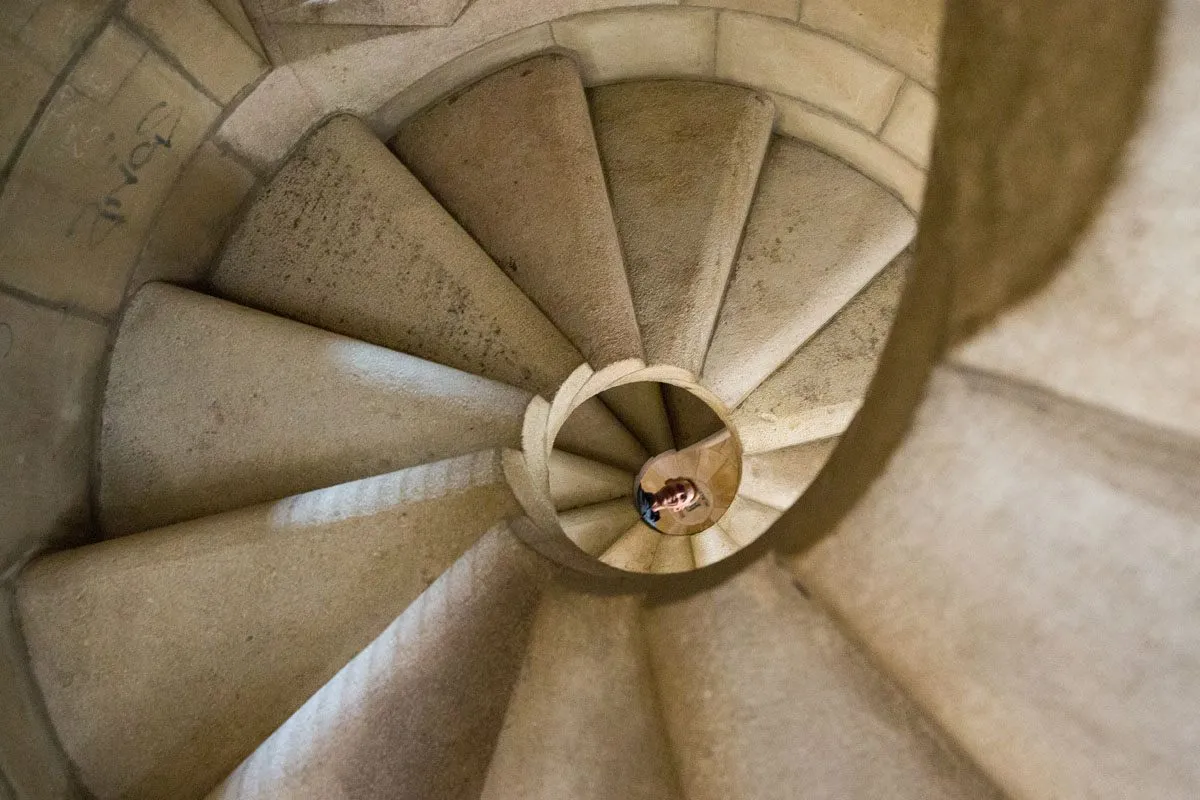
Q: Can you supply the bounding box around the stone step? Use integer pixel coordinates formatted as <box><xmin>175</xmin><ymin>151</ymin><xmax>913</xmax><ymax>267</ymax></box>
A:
<box><xmin>715</xmin><ymin>494</ymin><xmax>781</xmax><ymax>548</ymax></box>
<box><xmin>479</xmin><ymin>585</ymin><xmax>683</xmax><ymax>800</ymax></box>
<box><xmin>558</xmin><ymin>498</ymin><xmax>640</xmax><ymax>556</ymax></box>
<box><xmin>738</xmin><ymin>438</ymin><xmax>839</xmax><ymax>511</ymax></box>
<box><xmin>590</xmin><ymin>81</ymin><xmax>773</xmax><ymax>376</ymax></box>
<box><xmin>204</xmin><ymin>522</ymin><xmax>553</xmax><ymax>800</ymax></box>
<box><xmin>16</xmin><ymin>451</ymin><xmax>521</xmax><ymax>800</ymax></box>
<box><xmin>212</xmin><ymin>114</ymin><xmax>582</xmax><ymax>399</ymax></box>
<box><xmin>731</xmin><ymin>251</ymin><xmax>911</xmax><ymax>454</ymax></box>
<box><xmin>788</xmin><ymin>366</ymin><xmax>1200</xmax><ymax>800</ymax></box>
<box><xmin>548</xmin><ymin>450</ymin><xmax>634</xmax><ymax>512</ymax></box>
<box><xmin>690</xmin><ymin>525</ymin><xmax>740</xmax><ymax>568</ymax></box>
<box><xmin>599</xmin><ymin>382</ymin><xmax>676</xmax><ymax>456</ymax></box>
<box><xmin>644</xmin><ymin>558</ymin><xmax>1006</xmax><ymax>800</ymax></box>
<box><xmin>701</xmin><ymin>137</ymin><xmax>915</xmax><ymax>408</ymax></box>
<box><xmin>391</xmin><ymin>55</ymin><xmax>642</xmax><ymax>371</ymax></box>
<box><xmin>601</xmin><ymin>522</ymin><xmax>661</xmax><ymax>573</ymax></box>
<box><xmin>98</xmin><ymin>283</ymin><xmax>630</xmax><ymax>536</ymax></box>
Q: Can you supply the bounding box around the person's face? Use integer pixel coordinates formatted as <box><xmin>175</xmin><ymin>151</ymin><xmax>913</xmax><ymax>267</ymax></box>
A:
<box><xmin>655</xmin><ymin>480</ymin><xmax>697</xmax><ymax>513</ymax></box>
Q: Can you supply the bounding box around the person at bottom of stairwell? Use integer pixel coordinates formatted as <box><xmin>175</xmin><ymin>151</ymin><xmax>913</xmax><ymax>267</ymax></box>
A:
<box><xmin>637</xmin><ymin>479</ymin><xmax>702</xmax><ymax>526</ymax></box>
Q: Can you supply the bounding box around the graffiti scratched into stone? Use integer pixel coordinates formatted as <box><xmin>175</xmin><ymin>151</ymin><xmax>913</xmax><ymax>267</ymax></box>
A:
<box><xmin>66</xmin><ymin>101</ymin><xmax>183</xmax><ymax>249</ymax></box>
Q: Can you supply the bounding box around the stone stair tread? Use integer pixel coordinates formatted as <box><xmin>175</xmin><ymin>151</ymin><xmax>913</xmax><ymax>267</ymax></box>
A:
<box><xmin>548</xmin><ymin>450</ymin><xmax>634</xmax><ymax>512</ymax></box>
<box><xmin>702</xmin><ymin>137</ymin><xmax>915</xmax><ymax>408</ymax></box>
<box><xmin>716</xmin><ymin>494</ymin><xmax>782</xmax><ymax>547</ymax></box>
<box><xmin>732</xmin><ymin>251</ymin><xmax>911</xmax><ymax>454</ymax></box>
<box><xmin>601</xmin><ymin>522</ymin><xmax>661</xmax><ymax>573</ymax></box>
<box><xmin>644</xmin><ymin>558</ymin><xmax>1006</xmax><ymax>800</ymax></box>
<box><xmin>391</xmin><ymin>54</ymin><xmax>643</xmax><ymax>369</ymax></box>
<box><xmin>739</xmin><ymin>437</ymin><xmax>839</xmax><ymax>511</ymax></box>
<box><xmin>479</xmin><ymin>585</ymin><xmax>683</xmax><ymax>800</ymax></box>
<box><xmin>211</xmin><ymin>114</ymin><xmax>583</xmax><ymax>400</ymax></box>
<box><xmin>590</xmin><ymin>81</ymin><xmax>774</xmax><ymax>375</ymax></box>
<box><xmin>557</xmin><ymin>498</ymin><xmax>639</xmax><ymax>556</ymax></box>
<box><xmin>205</xmin><ymin>523</ymin><xmax>554</xmax><ymax>800</ymax></box>
<box><xmin>598</xmin><ymin>381</ymin><xmax>676</xmax><ymax>456</ymax></box>
<box><xmin>99</xmin><ymin>283</ymin><xmax>533</xmax><ymax>536</ymax></box>
<box><xmin>16</xmin><ymin>451</ymin><xmax>520</xmax><ymax>800</ymax></box>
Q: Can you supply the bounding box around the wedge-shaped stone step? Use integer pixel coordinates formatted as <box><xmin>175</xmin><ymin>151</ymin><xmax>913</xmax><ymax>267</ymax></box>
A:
<box><xmin>739</xmin><ymin>438</ymin><xmax>838</xmax><ymax>510</ymax></box>
<box><xmin>644</xmin><ymin>558</ymin><xmax>1006</xmax><ymax>800</ymax></box>
<box><xmin>716</xmin><ymin>494</ymin><xmax>781</xmax><ymax>547</ymax></box>
<box><xmin>591</xmin><ymin>81</ymin><xmax>774</xmax><ymax>375</ymax></box>
<box><xmin>17</xmin><ymin>452</ymin><xmax>520</xmax><ymax>800</ymax></box>
<box><xmin>212</xmin><ymin>115</ymin><xmax>582</xmax><ymax>400</ymax></box>
<box><xmin>602</xmin><ymin>522</ymin><xmax>661</xmax><ymax>573</ymax></box>
<box><xmin>205</xmin><ymin>523</ymin><xmax>553</xmax><ymax>800</ymax></box>
<box><xmin>480</xmin><ymin>585</ymin><xmax>683</xmax><ymax>800</ymax></box>
<box><xmin>732</xmin><ymin>252</ymin><xmax>910</xmax><ymax>454</ymax></box>
<box><xmin>558</xmin><ymin>498</ymin><xmax>639</xmax><ymax>556</ymax></box>
<box><xmin>548</xmin><ymin>450</ymin><xmax>634</xmax><ymax>512</ymax></box>
<box><xmin>99</xmin><ymin>284</ymin><xmax>628</xmax><ymax>536</ymax></box>
<box><xmin>702</xmin><ymin>138</ymin><xmax>915</xmax><ymax>407</ymax></box>
<box><xmin>392</xmin><ymin>54</ymin><xmax>643</xmax><ymax>369</ymax></box>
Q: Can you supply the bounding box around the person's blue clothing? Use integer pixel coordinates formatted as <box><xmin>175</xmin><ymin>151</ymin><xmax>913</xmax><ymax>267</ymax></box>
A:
<box><xmin>635</xmin><ymin>486</ymin><xmax>660</xmax><ymax>526</ymax></box>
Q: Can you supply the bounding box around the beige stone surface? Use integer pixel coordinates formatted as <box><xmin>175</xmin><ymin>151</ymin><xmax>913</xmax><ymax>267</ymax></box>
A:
<box><xmin>207</xmin><ymin>0</ymin><xmax>268</xmax><ymax>58</ymax></box>
<box><xmin>130</xmin><ymin>140</ymin><xmax>256</xmax><ymax>291</ymax></box>
<box><xmin>598</xmin><ymin>381</ymin><xmax>675</xmax><ymax>456</ymax></box>
<box><xmin>99</xmin><ymin>284</ymin><xmax>531</xmax><ymax>535</ymax></box>
<box><xmin>702</xmin><ymin>138</ymin><xmax>914</xmax><ymax>407</ymax></box>
<box><xmin>645</xmin><ymin>558</ymin><xmax>1004</xmax><ymax>800</ymax></box>
<box><xmin>206</xmin><ymin>523</ymin><xmax>553</xmax><ymax>800</ymax></box>
<box><xmin>793</xmin><ymin>365</ymin><xmax>1200</xmax><ymax>800</ymax></box>
<box><xmin>214</xmin><ymin>114</ymin><xmax>581</xmax><ymax>396</ymax></box>
<box><xmin>663</xmin><ymin>382</ymin><xmax>723</xmax><ymax>449</ymax></box>
<box><xmin>590</xmin><ymin>81</ymin><xmax>773</xmax><ymax>374</ymax></box>
<box><xmin>717</xmin><ymin>13</ymin><xmax>902</xmax><ymax>131</ymax></box>
<box><xmin>558</xmin><ymin>497</ymin><xmax>638</xmax><ymax>555</ymax></box>
<box><xmin>774</xmin><ymin>94</ymin><xmax>927</xmax><ymax>210</ymax></box>
<box><xmin>548</xmin><ymin>449</ymin><xmax>633</xmax><ymax>511</ymax></box>
<box><xmin>731</xmin><ymin>252</ymin><xmax>909</xmax><ymax>452</ymax></box>
<box><xmin>651</xmin><ymin>533</ymin><xmax>695</xmax><ymax>573</ymax></box>
<box><xmin>371</xmin><ymin>24</ymin><xmax>555</xmax><ymax>134</ymax></box>
<box><xmin>480</xmin><ymin>586</ymin><xmax>683</xmax><ymax>800</ymax></box>
<box><xmin>715</xmin><ymin>494</ymin><xmax>778</xmax><ymax>546</ymax></box>
<box><xmin>15</xmin><ymin>0</ymin><xmax>107</xmax><ymax>73</ymax></box>
<box><xmin>601</xmin><ymin>521</ymin><xmax>659</xmax><ymax>572</ymax></box>
<box><xmin>689</xmin><ymin>524</ymin><xmax>738</xmax><ymax>567</ymax></box>
<box><xmin>393</xmin><ymin>55</ymin><xmax>642</xmax><ymax>367</ymax></box>
<box><xmin>0</xmin><ymin>33</ymin><xmax>53</xmax><ymax>165</ymax></box>
<box><xmin>738</xmin><ymin>437</ymin><xmax>838</xmax><ymax>510</ymax></box>
<box><xmin>0</xmin><ymin>294</ymin><xmax>107</xmax><ymax>572</ymax></box>
<box><xmin>951</xmin><ymin>6</ymin><xmax>1200</xmax><ymax>441</ymax></box>
<box><xmin>126</xmin><ymin>0</ymin><xmax>267</xmax><ymax>104</ymax></box>
<box><xmin>881</xmin><ymin>80</ymin><xmax>936</xmax><ymax>167</ymax></box>
<box><xmin>551</xmin><ymin>8</ymin><xmax>716</xmax><ymax>85</ymax></box>
<box><xmin>261</xmin><ymin>0</ymin><xmax>470</xmax><ymax>26</ymax></box>
<box><xmin>0</xmin><ymin>33</ymin><xmax>219</xmax><ymax>316</ymax></box>
<box><xmin>214</xmin><ymin>66</ymin><xmax>321</xmax><ymax>169</ymax></box>
<box><xmin>686</xmin><ymin>0</ymin><xmax>797</xmax><ymax>22</ymax></box>
<box><xmin>800</xmin><ymin>0</ymin><xmax>943</xmax><ymax>87</ymax></box>
<box><xmin>18</xmin><ymin>451</ymin><xmax>517</xmax><ymax>800</ymax></box>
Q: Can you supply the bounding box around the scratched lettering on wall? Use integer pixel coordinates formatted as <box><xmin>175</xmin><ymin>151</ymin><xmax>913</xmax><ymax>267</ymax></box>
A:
<box><xmin>66</xmin><ymin>101</ymin><xmax>182</xmax><ymax>248</ymax></box>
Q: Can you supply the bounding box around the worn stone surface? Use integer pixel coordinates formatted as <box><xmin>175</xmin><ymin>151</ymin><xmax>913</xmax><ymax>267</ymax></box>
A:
<box><xmin>18</xmin><ymin>451</ymin><xmax>518</xmax><ymax>800</ymax></box>
<box><xmin>12</xmin><ymin>0</ymin><xmax>108</xmax><ymax>74</ymax></box>
<box><xmin>551</xmin><ymin>8</ymin><xmax>716</xmax><ymax>84</ymax></box>
<box><xmin>793</xmin><ymin>365</ymin><xmax>1200</xmax><ymax>800</ymax></box>
<box><xmin>393</xmin><ymin>55</ymin><xmax>642</xmax><ymax>368</ymax></box>
<box><xmin>0</xmin><ymin>293</ymin><xmax>107</xmax><ymax>573</ymax></box>
<box><xmin>601</xmin><ymin>521</ymin><xmax>659</xmax><ymax>572</ymax></box>
<box><xmin>952</xmin><ymin>3</ymin><xmax>1200</xmax><ymax>441</ymax></box>
<box><xmin>598</xmin><ymin>381</ymin><xmax>675</xmax><ymax>456</ymax></box>
<box><xmin>773</xmin><ymin>94</ymin><xmax>926</xmax><ymax>210</ymax></box>
<box><xmin>261</xmin><ymin>0</ymin><xmax>470</xmax><ymax>27</ymax></box>
<box><xmin>0</xmin><ymin>31</ymin><xmax>55</xmax><ymax>166</ymax></box>
<box><xmin>731</xmin><ymin>252</ymin><xmax>909</xmax><ymax>453</ymax></box>
<box><xmin>0</xmin><ymin>26</ymin><xmax>220</xmax><ymax>316</ymax></box>
<box><xmin>99</xmin><ymin>284</ymin><xmax>531</xmax><ymax>535</ymax></box>
<box><xmin>207</xmin><ymin>0</ymin><xmax>267</xmax><ymax>58</ymax></box>
<box><xmin>662</xmin><ymin>383</ymin><xmax>724</xmax><ymax>450</ymax></box>
<box><xmin>480</xmin><ymin>586</ymin><xmax>682</xmax><ymax>800</ymax></box>
<box><xmin>548</xmin><ymin>449</ymin><xmax>632</xmax><ymax>511</ymax></box>
<box><xmin>646</xmin><ymin>558</ymin><xmax>1006</xmax><ymax>800</ymax></box>
<box><xmin>689</xmin><ymin>524</ymin><xmax>738</xmax><ymax>567</ymax></box>
<box><xmin>800</xmin><ymin>0</ymin><xmax>943</xmax><ymax>87</ymax></box>
<box><xmin>214</xmin><ymin>66</ymin><xmax>321</xmax><ymax>170</ymax></box>
<box><xmin>738</xmin><ymin>437</ymin><xmax>838</xmax><ymax>510</ymax></box>
<box><xmin>715</xmin><ymin>494</ymin><xmax>778</xmax><ymax>546</ymax></box>
<box><xmin>650</xmin><ymin>533</ymin><xmax>694</xmax><ymax>573</ymax></box>
<box><xmin>590</xmin><ymin>81</ymin><xmax>773</xmax><ymax>374</ymax></box>
<box><xmin>558</xmin><ymin>498</ymin><xmax>638</xmax><ymax>555</ymax></box>
<box><xmin>125</xmin><ymin>0</ymin><xmax>266</xmax><ymax>103</ymax></box>
<box><xmin>129</xmin><ymin>140</ymin><xmax>256</xmax><ymax>292</ymax></box>
<box><xmin>205</xmin><ymin>524</ymin><xmax>553</xmax><ymax>800</ymax></box>
<box><xmin>881</xmin><ymin>80</ymin><xmax>936</xmax><ymax>167</ymax></box>
<box><xmin>717</xmin><ymin>13</ymin><xmax>903</xmax><ymax>131</ymax></box>
<box><xmin>686</xmin><ymin>0</ymin><xmax>797</xmax><ymax>22</ymax></box>
<box><xmin>702</xmin><ymin>138</ymin><xmax>914</xmax><ymax>407</ymax></box>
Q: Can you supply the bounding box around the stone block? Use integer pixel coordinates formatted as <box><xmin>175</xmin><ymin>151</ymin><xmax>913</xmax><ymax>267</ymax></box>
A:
<box><xmin>686</xmin><ymin>0</ymin><xmax>798</xmax><ymax>22</ymax></box>
<box><xmin>129</xmin><ymin>140</ymin><xmax>256</xmax><ymax>292</ymax></box>
<box><xmin>0</xmin><ymin>32</ymin><xmax>54</xmax><ymax>166</ymax></box>
<box><xmin>125</xmin><ymin>0</ymin><xmax>267</xmax><ymax>104</ymax></box>
<box><xmin>260</xmin><ymin>0</ymin><xmax>471</xmax><ymax>27</ymax></box>
<box><xmin>0</xmin><ymin>29</ymin><xmax>220</xmax><ymax>317</ymax></box>
<box><xmin>774</xmin><ymin>93</ymin><xmax>926</xmax><ymax>210</ymax></box>
<box><xmin>67</xmin><ymin>21</ymin><xmax>146</xmax><ymax>103</ymax></box>
<box><xmin>800</xmin><ymin>0</ymin><xmax>943</xmax><ymax>87</ymax></box>
<box><xmin>552</xmin><ymin>8</ymin><xmax>717</xmax><ymax>85</ymax></box>
<box><xmin>0</xmin><ymin>293</ymin><xmax>108</xmax><ymax>573</ymax></box>
<box><xmin>717</xmin><ymin>13</ymin><xmax>902</xmax><ymax>131</ymax></box>
<box><xmin>881</xmin><ymin>79</ymin><xmax>936</xmax><ymax>167</ymax></box>
<box><xmin>16</xmin><ymin>0</ymin><xmax>108</xmax><ymax>73</ymax></box>
<box><xmin>215</xmin><ymin>65</ymin><xmax>320</xmax><ymax>169</ymax></box>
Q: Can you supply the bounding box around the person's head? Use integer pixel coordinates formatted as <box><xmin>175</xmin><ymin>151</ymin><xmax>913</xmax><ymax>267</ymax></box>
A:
<box><xmin>650</xmin><ymin>479</ymin><xmax>698</xmax><ymax>513</ymax></box>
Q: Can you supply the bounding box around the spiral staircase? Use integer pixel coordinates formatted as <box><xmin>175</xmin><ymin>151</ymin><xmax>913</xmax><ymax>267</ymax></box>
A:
<box><xmin>4</xmin><ymin>0</ymin><xmax>1200</xmax><ymax>798</ymax></box>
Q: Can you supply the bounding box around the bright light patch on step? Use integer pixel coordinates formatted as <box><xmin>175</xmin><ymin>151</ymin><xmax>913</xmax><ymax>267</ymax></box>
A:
<box><xmin>269</xmin><ymin>451</ymin><xmax>502</xmax><ymax>528</ymax></box>
<box><xmin>330</xmin><ymin>340</ymin><xmax>527</xmax><ymax>404</ymax></box>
